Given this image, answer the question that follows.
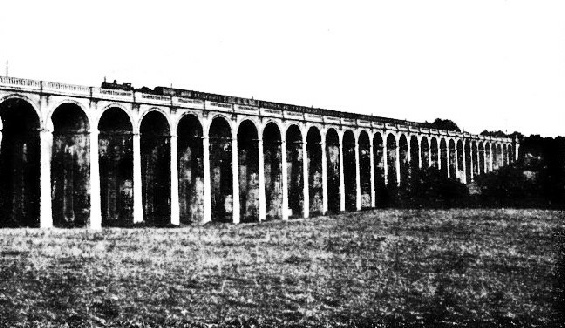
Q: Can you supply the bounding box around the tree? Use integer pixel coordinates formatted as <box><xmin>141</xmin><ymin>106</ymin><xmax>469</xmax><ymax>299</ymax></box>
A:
<box><xmin>422</xmin><ymin>118</ymin><xmax>461</xmax><ymax>131</ymax></box>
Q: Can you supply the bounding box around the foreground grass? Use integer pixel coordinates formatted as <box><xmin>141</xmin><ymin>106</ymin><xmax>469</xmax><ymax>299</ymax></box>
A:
<box><xmin>0</xmin><ymin>209</ymin><xmax>564</xmax><ymax>327</ymax></box>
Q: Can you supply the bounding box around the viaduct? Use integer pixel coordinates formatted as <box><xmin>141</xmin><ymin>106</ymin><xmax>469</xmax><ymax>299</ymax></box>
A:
<box><xmin>0</xmin><ymin>76</ymin><xmax>518</xmax><ymax>229</ymax></box>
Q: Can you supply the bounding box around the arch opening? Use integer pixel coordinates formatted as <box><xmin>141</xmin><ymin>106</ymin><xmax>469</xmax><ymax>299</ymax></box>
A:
<box><xmin>0</xmin><ymin>99</ymin><xmax>41</xmax><ymax>227</ymax></box>
<box><xmin>440</xmin><ymin>138</ymin><xmax>448</xmax><ymax>178</ymax></box>
<box><xmin>472</xmin><ymin>141</ymin><xmax>479</xmax><ymax>178</ymax></box>
<box><xmin>409</xmin><ymin>136</ymin><xmax>419</xmax><ymax>173</ymax></box>
<box><xmin>51</xmin><ymin>103</ymin><xmax>90</xmax><ymax>227</ymax></box>
<box><xmin>238</xmin><ymin>120</ymin><xmax>259</xmax><ymax>222</ymax></box>
<box><xmin>326</xmin><ymin>129</ymin><xmax>340</xmax><ymax>213</ymax></box>
<box><xmin>421</xmin><ymin>137</ymin><xmax>430</xmax><ymax>169</ymax></box>
<box><xmin>386</xmin><ymin>133</ymin><xmax>397</xmax><ymax>186</ymax></box>
<box><xmin>307</xmin><ymin>127</ymin><xmax>323</xmax><ymax>215</ymax></box>
<box><xmin>399</xmin><ymin>134</ymin><xmax>408</xmax><ymax>185</ymax></box>
<box><xmin>140</xmin><ymin>111</ymin><xmax>170</xmax><ymax>226</ymax></box>
<box><xmin>263</xmin><ymin>123</ymin><xmax>283</xmax><ymax>220</ymax></box>
<box><xmin>358</xmin><ymin>131</ymin><xmax>371</xmax><ymax>209</ymax></box>
<box><xmin>209</xmin><ymin>116</ymin><xmax>233</xmax><ymax>223</ymax></box>
<box><xmin>464</xmin><ymin>140</ymin><xmax>471</xmax><ymax>183</ymax></box>
<box><xmin>98</xmin><ymin>107</ymin><xmax>133</xmax><ymax>226</ymax></box>
<box><xmin>430</xmin><ymin>137</ymin><xmax>439</xmax><ymax>169</ymax></box>
<box><xmin>373</xmin><ymin>133</ymin><xmax>386</xmax><ymax>207</ymax></box>
<box><xmin>456</xmin><ymin>140</ymin><xmax>464</xmax><ymax>182</ymax></box>
<box><xmin>178</xmin><ymin>115</ymin><xmax>204</xmax><ymax>224</ymax></box>
<box><xmin>485</xmin><ymin>142</ymin><xmax>491</xmax><ymax>172</ymax></box>
<box><xmin>493</xmin><ymin>144</ymin><xmax>499</xmax><ymax>169</ymax></box>
<box><xmin>343</xmin><ymin>130</ymin><xmax>356</xmax><ymax>211</ymax></box>
<box><xmin>448</xmin><ymin>139</ymin><xmax>456</xmax><ymax>179</ymax></box>
<box><xmin>286</xmin><ymin>125</ymin><xmax>303</xmax><ymax>218</ymax></box>
<box><xmin>478</xmin><ymin>142</ymin><xmax>485</xmax><ymax>175</ymax></box>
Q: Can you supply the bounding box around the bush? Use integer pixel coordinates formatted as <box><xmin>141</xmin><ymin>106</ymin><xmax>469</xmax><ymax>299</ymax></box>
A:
<box><xmin>475</xmin><ymin>165</ymin><xmax>548</xmax><ymax>208</ymax></box>
<box><xmin>387</xmin><ymin>167</ymin><xmax>469</xmax><ymax>208</ymax></box>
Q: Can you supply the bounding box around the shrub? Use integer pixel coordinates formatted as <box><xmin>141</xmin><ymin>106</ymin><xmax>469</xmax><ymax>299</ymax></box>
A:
<box><xmin>388</xmin><ymin>167</ymin><xmax>468</xmax><ymax>208</ymax></box>
<box><xmin>475</xmin><ymin>164</ymin><xmax>548</xmax><ymax>208</ymax></box>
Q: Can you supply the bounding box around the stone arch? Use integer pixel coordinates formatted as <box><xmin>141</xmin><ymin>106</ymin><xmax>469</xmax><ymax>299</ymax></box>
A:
<box><xmin>263</xmin><ymin>122</ymin><xmax>283</xmax><ymax>220</ymax></box>
<box><xmin>0</xmin><ymin>97</ymin><xmax>41</xmax><ymax>227</ymax></box>
<box><xmin>430</xmin><ymin>137</ymin><xmax>439</xmax><ymax>169</ymax></box>
<box><xmin>99</xmin><ymin>103</ymin><xmax>134</xmax><ymax>129</ymax></box>
<box><xmin>421</xmin><ymin>137</ymin><xmax>430</xmax><ymax>169</ymax></box>
<box><xmin>373</xmin><ymin>132</ymin><xmax>385</xmax><ymax>206</ymax></box>
<box><xmin>307</xmin><ymin>126</ymin><xmax>323</xmax><ymax>215</ymax></box>
<box><xmin>493</xmin><ymin>143</ymin><xmax>500</xmax><ymax>169</ymax></box>
<box><xmin>440</xmin><ymin>137</ymin><xmax>448</xmax><ymax>177</ymax></box>
<box><xmin>464</xmin><ymin>139</ymin><xmax>472</xmax><ymax>182</ymax></box>
<box><xmin>386</xmin><ymin>133</ymin><xmax>397</xmax><ymax>186</ymax></box>
<box><xmin>399</xmin><ymin>134</ymin><xmax>409</xmax><ymax>185</ymax></box>
<box><xmin>262</xmin><ymin>119</ymin><xmax>284</xmax><ymax>138</ymax></box>
<box><xmin>177</xmin><ymin>114</ymin><xmax>204</xmax><ymax>224</ymax></box>
<box><xmin>478</xmin><ymin>142</ymin><xmax>485</xmax><ymax>175</ymax></box>
<box><xmin>343</xmin><ymin>130</ymin><xmax>357</xmax><ymax>211</ymax></box>
<box><xmin>326</xmin><ymin>128</ymin><xmax>340</xmax><ymax>213</ymax></box>
<box><xmin>51</xmin><ymin>103</ymin><xmax>91</xmax><ymax>227</ymax></box>
<box><xmin>238</xmin><ymin>119</ymin><xmax>260</xmax><ymax>222</ymax></box>
<box><xmin>98</xmin><ymin>107</ymin><xmax>134</xmax><ymax>226</ymax></box>
<box><xmin>456</xmin><ymin>139</ymin><xmax>464</xmax><ymax>182</ymax></box>
<box><xmin>237</xmin><ymin>115</ymin><xmax>262</xmax><ymax>134</ymax></box>
<box><xmin>448</xmin><ymin>139</ymin><xmax>456</xmax><ymax>179</ymax></box>
<box><xmin>137</xmin><ymin>107</ymin><xmax>171</xmax><ymax>134</ymax></box>
<box><xmin>499</xmin><ymin>143</ymin><xmax>504</xmax><ymax>167</ymax></box>
<box><xmin>0</xmin><ymin>94</ymin><xmax>42</xmax><ymax>127</ymax></box>
<box><xmin>286</xmin><ymin>124</ymin><xmax>304</xmax><ymax>218</ymax></box>
<box><xmin>358</xmin><ymin>130</ymin><xmax>371</xmax><ymax>208</ymax></box>
<box><xmin>409</xmin><ymin>135</ymin><xmax>419</xmax><ymax>173</ymax></box>
<box><xmin>471</xmin><ymin>140</ymin><xmax>479</xmax><ymax>177</ymax></box>
<box><xmin>140</xmin><ymin>110</ymin><xmax>171</xmax><ymax>226</ymax></box>
<box><xmin>209</xmin><ymin>116</ymin><xmax>233</xmax><ymax>222</ymax></box>
<box><xmin>484</xmin><ymin>142</ymin><xmax>491</xmax><ymax>172</ymax></box>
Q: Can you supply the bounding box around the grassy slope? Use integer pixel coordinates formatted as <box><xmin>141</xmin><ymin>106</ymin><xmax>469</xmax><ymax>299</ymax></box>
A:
<box><xmin>0</xmin><ymin>209</ymin><xmax>563</xmax><ymax>327</ymax></box>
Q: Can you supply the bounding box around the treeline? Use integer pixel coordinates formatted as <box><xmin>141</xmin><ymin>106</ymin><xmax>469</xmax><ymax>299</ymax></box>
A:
<box><xmin>379</xmin><ymin>135</ymin><xmax>565</xmax><ymax>209</ymax></box>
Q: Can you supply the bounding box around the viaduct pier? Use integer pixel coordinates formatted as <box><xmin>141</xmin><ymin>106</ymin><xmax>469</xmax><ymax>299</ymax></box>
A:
<box><xmin>0</xmin><ymin>76</ymin><xmax>517</xmax><ymax>229</ymax></box>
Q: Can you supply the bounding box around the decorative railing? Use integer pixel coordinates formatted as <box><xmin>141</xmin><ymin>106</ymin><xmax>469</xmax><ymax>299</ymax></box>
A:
<box><xmin>141</xmin><ymin>94</ymin><xmax>170</xmax><ymax>102</ymax></box>
<box><xmin>0</xmin><ymin>76</ymin><xmax>41</xmax><ymax>88</ymax></box>
<box><xmin>45</xmin><ymin>82</ymin><xmax>90</xmax><ymax>93</ymax></box>
<box><xmin>177</xmin><ymin>97</ymin><xmax>204</xmax><ymax>105</ymax></box>
<box><xmin>98</xmin><ymin>89</ymin><xmax>133</xmax><ymax>97</ymax></box>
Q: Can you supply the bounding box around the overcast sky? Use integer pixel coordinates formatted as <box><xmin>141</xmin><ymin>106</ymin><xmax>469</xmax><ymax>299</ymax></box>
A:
<box><xmin>1</xmin><ymin>1</ymin><xmax>563</xmax><ymax>137</ymax></box>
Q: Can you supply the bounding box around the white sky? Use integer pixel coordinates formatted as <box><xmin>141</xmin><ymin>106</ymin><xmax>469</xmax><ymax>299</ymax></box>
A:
<box><xmin>1</xmin><ymin>1</ymin><xmax>564</xmax><ymax>137</ymax></box>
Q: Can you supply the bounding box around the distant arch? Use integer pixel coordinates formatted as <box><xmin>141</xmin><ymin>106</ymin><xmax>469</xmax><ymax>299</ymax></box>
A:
<box><xmin>326</xmin><ymin>128</ymin><xmax>341</xmax><ymax>213</ymax></box>
<box><xmin>177</xmin><ymin>114</ymin><xmax>204</xmax><ymax>224</ymax></box>
<box><xmin>421</xmin><ymin>137</ymin><xmax>430</xmax><ymax>169</ymax></box>
<box><xmin>98</xmin><ymin>107</ymin><xmax>134</xmax><ymax>226</ymax></box>
<box><xmin>51</xmin><ymin>103</ymin><xmax>91</xmax><ymax>227</ymax></box>
<box><xmin>440</xmin><ymin>138</ymin><xmax>448</xmax><ymax>177</ymax></box>
<box><xmin>286</xmin><ymin>124</ymin><xmax>304</xmax><ymax>217</ymax></box>
<box><xmin>358</xmin><ymin>130</ymin><xmax>371</xmax><ymax>208</ymax></box>
<box><xmin>238</xmin><ymin>120</ymin><xmax>259</xmax><ymax>222</ymax></box>
<box><xmin>386</xmin><ymin>133</ymin><xmax>397</xmax><ymax>186</ymax></box>
<box><xmin>140</xmin><ymin>110</ymin><xmax>171</xmax><ymax>226</ymax></box>
<box><xmin>343</xmin><ymin>130</ymin><xmax>357</xmax><ymax>211</ymax></box>
<box><xmin>399</xmin><ymin>134</ymin><xmax>408</xmax><ymax>185</ymax></box>
<box><xmin>0</xmin><ymin>98</ymin><xmax>41</xmax><ymax>227</ymax></box>
<box><xmin>263</xmin><ymin>122</ymin><xmax>283</xmax><ymax>220</ymax></box>
<box><xmin>209</xmin><ymin>116</ymin><xmax>233</xmax><ymax>222</ymax></box>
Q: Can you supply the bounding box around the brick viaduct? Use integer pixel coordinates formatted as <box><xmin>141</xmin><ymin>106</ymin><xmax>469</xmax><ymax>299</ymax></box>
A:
<box><xmin>0</xmin><ymin>76</ymin><xmax>518</xmax><ymax>229</ymax></box>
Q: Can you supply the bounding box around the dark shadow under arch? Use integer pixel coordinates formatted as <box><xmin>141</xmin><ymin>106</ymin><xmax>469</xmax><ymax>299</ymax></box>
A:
<box><xmin>0</xmin><ymin>98</ymin><xmax>41</xmax><ymax>227</ymax></box>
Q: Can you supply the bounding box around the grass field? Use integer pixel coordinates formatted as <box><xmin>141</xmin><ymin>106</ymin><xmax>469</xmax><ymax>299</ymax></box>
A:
<box><xmin>0</xmin><ymin>209</ymin><xmax>564</xmax><ymax>327</ymax></box>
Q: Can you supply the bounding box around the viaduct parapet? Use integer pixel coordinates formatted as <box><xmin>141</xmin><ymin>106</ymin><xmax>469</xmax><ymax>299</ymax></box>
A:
<box><xmin>0</xmin><ymin>76</ymin><xmax>518</xmax><ymax>229</ymax></box>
